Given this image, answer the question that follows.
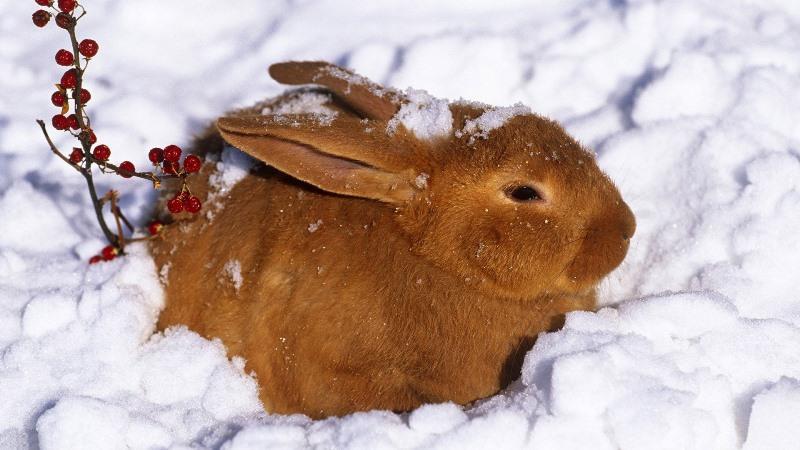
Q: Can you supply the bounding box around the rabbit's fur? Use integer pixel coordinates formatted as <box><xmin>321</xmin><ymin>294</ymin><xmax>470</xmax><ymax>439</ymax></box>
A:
<box><xmin>151</xmin><ymin>62</ymin><xmax>635</xmax><ymax>418</ymax></box>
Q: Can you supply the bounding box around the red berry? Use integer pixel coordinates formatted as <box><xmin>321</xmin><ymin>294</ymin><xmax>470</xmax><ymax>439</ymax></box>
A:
<box><xmin>118</xmin><ymin>161</ymin><xmax>135</xmax><ymax>178</ymax></box>
<box><xmin>101</xmin><ymin>245</ymin><xmax>118</xmax><ymax>261</ymax></box>
<box><xmin>35</xmin><ymin>0</ymin><xmax>52</xmax><ymax>5</ymax></box>
<box><xmin>148</xmin><ymin>147</ymin><xmax>164</xmax><ymax>163</ymax></box>
<box><xmin>57</xmin><ymin>0</ymin><xmax>76</xmax><ymax>13</ymax></box>
<box><xmin>78</xmin><ymin>89</ymin><xmax>91</xmax><ymax>104</ymax></box>
<box><xmin>89</xmin><ymin>255</ymin><xmax>102</xmax><ymax>264</ymax></box>
<box><xmin>162</xmin><ymin>161</ymin><xmax>178</xmax><ymax>175</ymax></box>
<box><xmin>163</xmin><ymin>145</ymin><xmax>182</xmax><ymax>163</ymax></box>
<box><xmin>184</xmin><ymin>196</ymin><xmax>202</xmax><ymax>214</ymax></box>
<box><xmin>183</xmin><ymin>154</ymin><xmax>202</xmax><ymax>173</ymax></box>
<box><xmin>60</xmin><ymin>68</ymin><xmax>77</xmax><ymax>89</ymax></box>
<box><xmin>32</xmin><ymin>10</ymin><xmax>50</xmax><ymax>27</ymax></box>
<box><xmin>69</xmin><ymin>147</ymin><xmax>83</xmax><ymax>164</ymax></box>
<box><xmin>147</xmin><ymin>221</ymin><xmax>164</xmax><ymax>236</ymax></box>
<box><xmin>92</xmin><ymin>144</ymin><xmax>110</xmax><ymax>161</ymax></box>
<box><xmin>80</xmin><ymin>130</ymin><xmax>97</xmax><ymax>145</ymax></box>
<box><xmin>52</xmin><ymin>114</ymin><xmax>69</xmax><ymax>130</ymax></box>
<box><xmin>55</xmin><ymin>49</ymin><xmax>74</xmax><ymax>66</ymax></box>
<box><xmin>79</xmin><ymin>39</ymin><xmax>99</xmax><ymax>58</ymax></box>
<box><xmin>55</xmin><ymin>12</ymin><xmax>72</xmax><ymax>28</ymax></box>
<box><xmin>167</xmin><ymin>197</ymin><xmax>184</xmax><ymax>214</ymax></box>
<box><xmin>51</xmin><ymin>91</ymin><xmax>66</xmax><ymax>107</ymax></box>
<box><xmin>67</xmin><ymin>114</ymin><xmax>79</xmax><ymax>129</ymax></box>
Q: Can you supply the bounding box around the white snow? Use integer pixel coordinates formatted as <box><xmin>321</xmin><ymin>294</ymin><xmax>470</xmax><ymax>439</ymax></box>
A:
<box><xmin>208</xmin><ymin>146</ymin><xmax>257</xmax><ymax>196</ymax></box>
<box><xmin>0</xmin><ymin>181</ymin><xmax>81</xmax><ymax>253</ymax></box>
<box><xmin>523</xmin><ymin>291</ymin><xmax>800</xmax><ymax>449</ymax></box>
<box><xmin>260</xmin><ymin>91</ymin><xmax>336</xmax><ymax>116</ymax></box>
<box><xmin>206</xmin><ymin>145</ymin><xmax>257</xmax><ymax>219</ymax></box>
<box><xmin>223</xmin><ymin>260</ymin><xmax>244</xmax><ymax>291</ymax></box>
<box><xmin>742</xmin><ymin>378</ymin><xmax>800</xmax><ymax>450</ymax></box>
<box><xmin>3</xmin><ymin>0</ymin><xmax>800</xmax><ymax>449</ymax></box>
<box><xmin>459</xmin><ymin>103</ymin><xmax>532</xmax><ymax>144</ymax></box>
<box><xmin>307</xmin><ymin>219</ymin><xmax>323</xmax><ymax>233</ymax></box>
<box><xmin>387</xmin><ymin>89</ymin><xmax>453</xmax><ymax>140</ymax></box>
<box><xmin>414</xmin><ymin>173</ymin><xmax>430</xmax><ymax>189</ymax></box>
<box><xmin>260</xmin><ymin>90</ymin><xmax>339</xmax><ymax>126</ymax></box>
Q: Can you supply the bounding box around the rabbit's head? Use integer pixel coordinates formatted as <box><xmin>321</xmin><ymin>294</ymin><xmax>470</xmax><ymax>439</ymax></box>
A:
<box><xmin>217</xmin><ymin>62</ymin><xmax>635</xmax><ymax>302</ymax></box>
<box><xmin>405</xmin><ymin>105</ymin><xmax>636</xmax><ymax>301</ymax></box>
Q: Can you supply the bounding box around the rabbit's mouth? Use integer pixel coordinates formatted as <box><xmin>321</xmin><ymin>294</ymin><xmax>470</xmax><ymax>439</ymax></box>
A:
<box><xmin>562</xmin><ymin>231</ymin><xmax>631</xmax><ymax>291</ymax></box>
<box><xmin>541</xmin><ymin>285</ymin><xmax>597</xmax><ymax>306</ymax></box>
<box><xmin>560</xmin><ymin>201</ymin><xmax>636</xmax><ymax>290</ymax></box>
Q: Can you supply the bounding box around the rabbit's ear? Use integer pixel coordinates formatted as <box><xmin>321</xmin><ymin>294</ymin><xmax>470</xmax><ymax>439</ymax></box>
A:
<box><xmin>269</xmin><ymin>61</ymin><xmax>400</xmax><ymax>120</ymax></box>
<box><xmin>217</xmin><ymin>114</ymin><xmax>417</xmax><ymax>204</ymax></box>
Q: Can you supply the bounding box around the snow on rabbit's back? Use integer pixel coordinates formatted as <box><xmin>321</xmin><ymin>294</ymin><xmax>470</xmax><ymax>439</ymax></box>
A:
<box><xmin>150</xmin><ymin>61</ymin><xmax>635</xmax><ymax>418</ymax></box>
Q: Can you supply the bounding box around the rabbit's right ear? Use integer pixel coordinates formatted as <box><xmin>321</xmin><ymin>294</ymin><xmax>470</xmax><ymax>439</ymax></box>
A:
<box><xmin>269</xmin><ymin>61</ymin><xmax>400</xmax><ymax>120</ymax></box>
<box><xmin>217</xmin><ymin>114</ymin><xmax>419</xmax><ymax>204</ymax></box>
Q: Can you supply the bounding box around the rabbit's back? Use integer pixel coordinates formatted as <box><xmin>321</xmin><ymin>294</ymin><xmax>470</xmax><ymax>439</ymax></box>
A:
<box><xmin>152</xmin><ymin>154</ymin><xmax>404</xmax><ymax>412</ymax></box>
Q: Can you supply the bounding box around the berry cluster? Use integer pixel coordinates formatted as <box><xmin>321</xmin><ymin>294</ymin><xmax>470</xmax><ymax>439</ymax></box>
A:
<box><xmin>148</xmin><ymin>145</ymin><xmax>202</xmax><ymax>178</ymax></box>
<box><xmin>147</xmin><ymin>146</ymin><xmax>204</xmax><ymax>214</ymax></box>
<box><xmin>33</xmin><ymin>0</ymin><xmax>203</xmax><ymax>264</ymax></box>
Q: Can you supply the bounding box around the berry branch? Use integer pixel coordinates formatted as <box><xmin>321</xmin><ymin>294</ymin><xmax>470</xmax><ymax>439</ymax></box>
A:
<box><xmin>32</xmin><ymin>0</ymin><xmax>204</xmax><ymax>263</ymax></box>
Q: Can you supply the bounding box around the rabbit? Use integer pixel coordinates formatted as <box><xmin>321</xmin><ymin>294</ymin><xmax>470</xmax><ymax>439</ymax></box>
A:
<box><xmin>150</xmin><ymin>61</ymin><xmax>636</xmax><ymax>419</ymax></box>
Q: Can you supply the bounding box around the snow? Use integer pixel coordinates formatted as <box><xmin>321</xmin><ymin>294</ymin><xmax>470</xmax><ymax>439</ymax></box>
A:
<box><xmin>260</xmin><ymin>91</ymin><xmax>336</xmax><ymax>117</ymax></box>
<box><xmin>206</xmin><ymin>145</ymin><xmax>257</xmax><ymax>219</ymax></box>
<box><xmin>260</xmin><ymin>90</ymin><xmax>339</xmax><ymax>126</ymax></box>
<box><xmin>0</xmin><ymin>181</ymin><xmax>81</xmax><ymax>253</ymax></box>
<box><xmin>523</xmin><ymin>291</ymin><xmax>800</xmax><ymax>449</ymax></box>
<box><xmin>387</xmin><ymin>89</ymin><xmax>453</xmax><ymax>140</ymax></box>
<box><xmin>222</xmin><ymin>260</ymin><xmax>244</xmax><ymax>292</ymax></box>
<box><xmin>414</xmin><ymin>173</ymin><xmax>430</xmax><ymax>189</ymax></box>
<box><xmin>3</xmin><ymin>0</ymin><xmax>800</xmax><ymax>449</ymax></box>
<box><xmin>742</xmin><ymin>378</ymin><xmax>800</xmax><ymax>450</ymax></box>
<box><xmin>458</xmin><ymin>104</ymin><xmax>532</xmax><ymax>144</ymax></box>
<box><xmin>307</xmin><ymin>219</ymin><xmax>323</xmax><ymax>233</ymax></box>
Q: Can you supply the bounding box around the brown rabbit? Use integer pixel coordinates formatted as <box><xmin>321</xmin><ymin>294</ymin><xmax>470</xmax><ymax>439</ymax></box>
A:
<box><xmin>151</xmin><ymin>61</ymin><xmax>635</xmax><ymax>419</ymax></box>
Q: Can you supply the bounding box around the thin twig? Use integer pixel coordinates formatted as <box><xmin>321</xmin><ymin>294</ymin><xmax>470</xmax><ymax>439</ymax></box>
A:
<box><xmin>115</xmin><ymin>204</ymin><xmax>135</xmax><ymax>232</ymax></box>
<box><xmin>90</xmin><ymin>156</ymin><xmax>180</xmax><ymax>183</ymax></box>
<box><xmin>58</xmin><ymin>19</ymin><xmax>119</xmax><ymax>246</ymax></box>
<box><xmin>36</xmin><ymin>120</ymin><xmax>149</xmax><ymax>182</ymax></box>
<box><xmin>85</xmin><ymin>170</ymin><xmax>118</xmax><ymax>245</ymax></box>
<box><xmin>37</xmin><ymin>119</ymin><xmax>117</xmax><ymax>244</ymax></box>
<box><xmin>36</xmin><ymin>120</ymin><xmax>83</xmax><ymax>173</ymax></box>
<box><xmin>126</xmin><ymin>235</ymin><xmax>157</xmax><ymax>244</ymax></box>
<box><xmin>108</xmin><ymin>191</ymin><xmax>126</xmax><ymax>250</ymax></box>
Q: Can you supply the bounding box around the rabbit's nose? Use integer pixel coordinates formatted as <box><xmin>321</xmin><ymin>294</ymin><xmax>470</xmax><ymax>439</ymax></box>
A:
<box><xmin>619</xmin><ymin>202</ymin><xmax>636</xmax><ymax>241</ymax></box>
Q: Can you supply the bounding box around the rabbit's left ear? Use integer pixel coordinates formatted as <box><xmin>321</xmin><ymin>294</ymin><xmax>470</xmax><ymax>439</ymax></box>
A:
<box><xmin>217</xmin><ymin>114</ymin><xmax>419</xmax><ymax>204</ymax></box>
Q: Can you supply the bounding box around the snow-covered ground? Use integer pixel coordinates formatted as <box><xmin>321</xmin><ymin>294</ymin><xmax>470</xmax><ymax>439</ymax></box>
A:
<box><xmin>2</xmin><ymin>0</ymin><xmax>800</xmax><ymax>448</ymax></box>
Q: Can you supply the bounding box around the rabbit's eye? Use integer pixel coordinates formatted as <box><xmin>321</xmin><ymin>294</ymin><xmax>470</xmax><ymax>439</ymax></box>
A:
<box><xmin>506</xmin><ymin>185</ymin><xmax>541</xmax><ymax>202</ymax></box>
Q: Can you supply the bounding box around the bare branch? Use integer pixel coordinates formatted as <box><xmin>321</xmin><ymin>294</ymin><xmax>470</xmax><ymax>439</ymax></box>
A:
<box><xmin>35</xmin><ymin>10</ymin><xmax>201</xmax><ymax>255</ymax></box>
<box><xmin>36</xmin><ymin>120</ymin><xmax>84</xmax><ymax>174</ymax></box>
<box><xmin>108</xmin><ymin>191</ymin><xmax>126</xmax><ymax>250</ymax></box>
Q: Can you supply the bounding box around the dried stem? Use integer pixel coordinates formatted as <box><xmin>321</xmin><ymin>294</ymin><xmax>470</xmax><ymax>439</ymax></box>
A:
<box><xmin>94</xmin><ymin>157</ymin><xmax>179</xmax><ymax>185</ymax></box>
<box><xmin>36</xmin><ymin>118</ymin><xmax>118</xmax><ymax>244</ymax></box>
<box><xmin>115</xmin><ymin>206</ymin><xmax>135</xmax><ymax>233</ymax></box>
<box><xmin>127</xmin><ymin>235</ymin><xmax>157</xmax><ymax>244</ymax></box>
<box><xmin>107</xmin><ymin>191</ymin><xmax>126</xmax><ymax>250</ymax></box>
<box><xmin>36</xmin><ymin>119</ymin><xmax>82</xmax><ymax>173</ymax></box>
